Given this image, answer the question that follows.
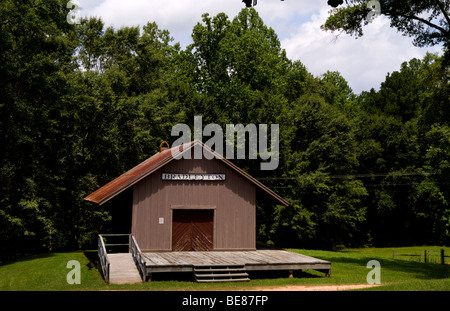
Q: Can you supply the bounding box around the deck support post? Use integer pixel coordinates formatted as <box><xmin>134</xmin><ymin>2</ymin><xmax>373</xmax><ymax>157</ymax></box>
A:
<box><xmin>288</xmin><ymin>270</ymin><xmax>294</xmax><ymax>278</ymax></box>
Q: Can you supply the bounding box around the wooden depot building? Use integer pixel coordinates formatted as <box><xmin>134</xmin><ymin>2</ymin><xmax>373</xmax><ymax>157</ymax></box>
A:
<box><xmin>85</xmin><ymin>140</ymin><xmax>331</xmax><ymax>284</ymax></box>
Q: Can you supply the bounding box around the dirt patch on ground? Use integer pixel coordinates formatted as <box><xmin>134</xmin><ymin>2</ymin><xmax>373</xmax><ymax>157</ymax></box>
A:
<box><xmin>239</xmin><ymin>284</ymin><xmax>380</xmax><ymax>291</ymax></box>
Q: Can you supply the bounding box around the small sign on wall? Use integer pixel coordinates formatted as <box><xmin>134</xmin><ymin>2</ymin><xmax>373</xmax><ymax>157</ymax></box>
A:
<box><xmin>159</xmin><ymin>217</ymin><xmax>164</xmax><ymax>224</ymax></box>
<box><xmin>161</xmin><ymin>173</ymin><xmax>226</xmax><ymax>181</ymax></box>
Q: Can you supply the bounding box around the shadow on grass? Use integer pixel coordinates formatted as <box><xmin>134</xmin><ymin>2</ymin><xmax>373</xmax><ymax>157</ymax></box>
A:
<box><xmin>324</xmin><ymin>255</ymin><xmax>450</xmax><ymax>280</ymax></box>
<box><xmin>0</xmin><ymin>252</ymin><xmax>55</xmax><ymax>267</ymax></box>
<box><xmin>249</xmin><ymin>269</ymin><xmax>322</xmax><ymax>280</ymax></box>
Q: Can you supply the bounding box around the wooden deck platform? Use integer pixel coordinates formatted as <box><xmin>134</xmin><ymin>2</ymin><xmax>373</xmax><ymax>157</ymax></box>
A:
<box><xmin>142</xmin><ymin>250</ymin><xmax>331</xmax><ymax>279</ymax></box>
<box><xmin>97</xmin><ymin>234</ymin><xmax>331</xmax><ymax>283</ymax></box>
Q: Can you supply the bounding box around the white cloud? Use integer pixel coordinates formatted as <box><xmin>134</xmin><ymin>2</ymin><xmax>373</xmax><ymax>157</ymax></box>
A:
<box><xmin>79</xmin><ymin>1</ymin><xmax>321</xmax><ymax>46</ymax></box>
<box><xmin>281</xmin><ymin>7</ymin><xmax>442</xmax><ymax>93</ymax></box>
<box><xmin>80</xmin><ymin>0</ymin><xmax>244</xmax><ymax>46</ymax></box>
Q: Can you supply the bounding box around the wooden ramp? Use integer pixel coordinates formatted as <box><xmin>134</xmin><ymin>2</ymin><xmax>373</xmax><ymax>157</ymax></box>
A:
<box><xmin>108</xmin><ymin>253</ymin><xmax>143</xmax><ymax>284</ymax></box>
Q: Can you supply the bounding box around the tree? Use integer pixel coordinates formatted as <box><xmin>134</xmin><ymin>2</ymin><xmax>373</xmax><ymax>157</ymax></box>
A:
<box><xmin>418</xmin><ymin>125</ymin><xmax>450</xmax><ymax>244</ymax></box>
<box><xmin>321</xmin><ymin>70</ymin><xmax>354</xmax><ymax>108</ymax></box>
<box><xmin>0</xmin><ymin>1</ymin><xmax>190</xmax><ymax>258</ymax></box>
<box><xmin>2</xmin><ymin>2</ymin><xmax>448</xmax><ymax>257</ymax></box>
<box><xmin>286</xmin><ymin>95</ymin><xmax>367</xmax><ymax>248</ymax></box>
<box><xmin>356</xmin><ymin>53</ymin><xmax>449</xmax><ymax>126</ymax></box>
<box><xmin>353</xmin><ymin>52</ymin><xmax>449</xmax><ymax>245</ymax></box>
<box><xmin>0</xmin><ymin>0</ymin><xmax>80</xmax><ymax>256</ymax></box>
<box><xmin>181</xmin><ymin>8</ymin><xmax>290</xmax><ymax>125</ymax></box>
<box><xmin>322</xmin><ymin>0</ymin><xmax>450</xmax><ymax>65</ymax></box>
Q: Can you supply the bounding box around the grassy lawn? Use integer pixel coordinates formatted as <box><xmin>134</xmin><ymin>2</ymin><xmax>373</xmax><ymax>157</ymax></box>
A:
<box><xmin>0</xmin><ymin>247</ymin><xmax>449</xmax><ymax>291</ymax></box>
<box><xmin>297</xmin><ymin>247</ymin><xmax>450</xmax><ymax>291</ymax></box>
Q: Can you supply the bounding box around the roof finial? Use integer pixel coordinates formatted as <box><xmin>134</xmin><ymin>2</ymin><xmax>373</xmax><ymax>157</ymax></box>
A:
<box><xmin>159</xmin><ymin>141</ymin><xmax>170</xmax><ymax>152</ymax></box>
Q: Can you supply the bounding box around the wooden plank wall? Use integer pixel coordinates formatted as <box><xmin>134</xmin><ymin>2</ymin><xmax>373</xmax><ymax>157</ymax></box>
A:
<box><xmin>132</xmin><ymin>157</ymin><xmax>256</xmax><ymax>251</ymax></box>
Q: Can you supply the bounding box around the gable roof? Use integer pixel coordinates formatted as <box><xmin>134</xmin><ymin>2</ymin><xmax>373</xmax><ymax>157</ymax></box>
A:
<box><xmin>84</xmin><ymin>140</ymin><xmax>289</xmax><ymax>206</ymax></box>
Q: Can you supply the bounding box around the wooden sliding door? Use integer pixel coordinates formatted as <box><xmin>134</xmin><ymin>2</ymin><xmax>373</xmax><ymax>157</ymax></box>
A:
<box><xmin>172</xmin><ymin>209</ymin><xmax>214</xmax><ymax>251</ymax></box>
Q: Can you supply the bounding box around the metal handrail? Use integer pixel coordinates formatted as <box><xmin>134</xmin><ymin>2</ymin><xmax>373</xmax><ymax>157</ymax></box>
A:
<box><xmin>100</xmin><ymin>234</ymin><xmax>132</xmax><ymax>252</ymax></box>
<box><xmin>131</xmin><ymin>235</ymin><xmax>147</xmax><ymax>282</ymax></box>
<box><xmin>98</xmin><ymin>234</ymin><xmax>110</xmax><ymax>283</ymax></box>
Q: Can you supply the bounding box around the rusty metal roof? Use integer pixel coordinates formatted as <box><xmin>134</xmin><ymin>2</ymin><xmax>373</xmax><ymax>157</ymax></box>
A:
<box><xmin>84</xmin><ymin>140</ymin><xmax>289</xmax><ymax>206</ymax></box>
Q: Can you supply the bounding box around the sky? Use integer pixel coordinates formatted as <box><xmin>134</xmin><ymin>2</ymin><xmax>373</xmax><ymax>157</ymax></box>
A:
<box><xmin>75</xmin><ymin>0</ymin><xmax>443</xmax><ymax>94</ymax></box>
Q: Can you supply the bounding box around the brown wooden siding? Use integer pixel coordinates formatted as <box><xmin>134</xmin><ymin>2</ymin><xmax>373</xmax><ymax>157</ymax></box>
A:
<box><xmin>132</xmin><ymin>157</ymin><xmax>256</xmax><ymax>251</ymax></box>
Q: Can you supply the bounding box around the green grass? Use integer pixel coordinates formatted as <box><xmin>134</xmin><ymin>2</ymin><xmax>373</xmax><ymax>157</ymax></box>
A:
<box><xmin>296</xmin><ymin>247</ymin><xmax>450</xmax><ymax>291</ymax></box>
<box><xmin>1</xmin><ymin>247</ymin><xmax>449</xmax><ymax>291</ymax></box>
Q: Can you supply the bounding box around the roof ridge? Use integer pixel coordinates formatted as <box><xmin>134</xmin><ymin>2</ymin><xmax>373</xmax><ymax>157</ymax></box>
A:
<box><xmin>84</xmin><ymin>140</ymin><xmax>289</xmax><ymax>206</ymax></box>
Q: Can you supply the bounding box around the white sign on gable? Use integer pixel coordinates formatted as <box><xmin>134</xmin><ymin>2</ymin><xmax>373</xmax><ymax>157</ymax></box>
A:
<box><xmin>161</xmin><ymin>173</ymin><xmax>226</xmax><ymax>181</ymax></box>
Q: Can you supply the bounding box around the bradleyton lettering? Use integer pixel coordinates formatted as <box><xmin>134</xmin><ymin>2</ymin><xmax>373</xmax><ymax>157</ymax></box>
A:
<box><xmin>161</xmin><ymin>173</ymin><xmax>226</xmax><ymax>181</ymax></box>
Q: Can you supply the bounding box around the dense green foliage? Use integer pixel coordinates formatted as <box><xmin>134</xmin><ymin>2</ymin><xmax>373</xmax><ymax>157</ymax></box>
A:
<box><xmin>0</xmin><ymin>1</ymin><xmax>449</xmax><ymax>258</ymax></box>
